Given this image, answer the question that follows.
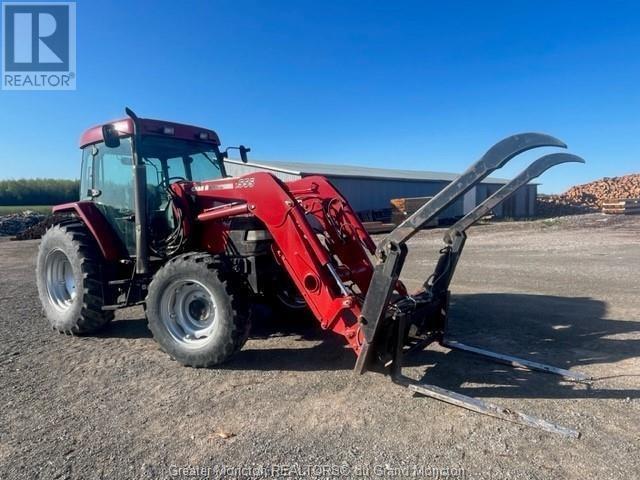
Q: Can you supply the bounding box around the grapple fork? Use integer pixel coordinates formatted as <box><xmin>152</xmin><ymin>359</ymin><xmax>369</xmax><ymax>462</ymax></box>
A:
<box><xmin>356</xmin><ymin>134</ymin><xmax>588</xmax><ymax>437</ymax></box>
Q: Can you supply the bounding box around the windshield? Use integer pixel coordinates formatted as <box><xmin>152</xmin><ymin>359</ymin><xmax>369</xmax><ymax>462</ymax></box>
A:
<box><xmin>139</xmin><ymin>136</ymin><xmax>225</xmax><ymax>184</ymax></box>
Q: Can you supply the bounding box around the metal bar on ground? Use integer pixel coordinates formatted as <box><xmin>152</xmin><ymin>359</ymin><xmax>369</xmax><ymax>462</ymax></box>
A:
<box><xmin>442</xmin><ymin>340</ymin><xmax>591</xmax><ymax>382</ymax></box>
<box><xmin>407</xmin><ymin>382</ymin><xmax>580</xmax><ymax>438</ymax></box>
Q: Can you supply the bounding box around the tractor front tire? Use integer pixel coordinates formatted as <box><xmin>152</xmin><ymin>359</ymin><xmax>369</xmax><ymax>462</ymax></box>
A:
<box><xmin>36</xmin><ymin>222</ymin><xmax>114</xmax><ymax>334</ymax></box>
<box><xmin>145</xmin><ymin>253</ymin><xmax>251</xmax><ymax>367</ymax></box>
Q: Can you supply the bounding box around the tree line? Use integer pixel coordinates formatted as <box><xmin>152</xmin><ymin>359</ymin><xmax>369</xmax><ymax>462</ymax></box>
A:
<box><xmin>0</xmin><ymin>179</ymin><xmax>79</xmax><ymax>206</ymax></box>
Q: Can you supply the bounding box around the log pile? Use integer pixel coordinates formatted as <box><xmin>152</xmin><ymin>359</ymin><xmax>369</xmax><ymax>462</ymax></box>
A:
<box><xmin>537</xmin><ymin>174</ymin><xmax>640</xmax><ymax>217</ymax></box>
<box><xmin>563</xmin><ymin>174</ymin><xmax>640</xmax><ymax>208</ymax></box>
<box><xmin>0</xmin><ymin>211</ymin><xmax>46</xmax><ymax>236</ymax></box>
<box><xmin>535</xmin><ymin>195</ymin><xmax>597</xmax><ymax>217</ymax></box>
<box><xmin>12</xmin><ymin>214</ymin><xmax>69</xmax><ymax>240</ymax></box>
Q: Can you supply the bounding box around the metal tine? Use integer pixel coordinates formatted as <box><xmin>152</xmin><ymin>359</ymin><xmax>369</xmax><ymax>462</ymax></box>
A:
<box><xmin>407</xmin><ymin>381</ymin><xmax>580</xmax><ymax>438</ymax></box>
<box><xmin>444</xmin><ymin>153</ymin><xmax>585</xmax><ymax>243</ymax></box>
<box><xmin>442</xmin><ymin>340</ymin><xmax>591</xmax><ymax>382</ymax></box>
<box><xmin>380</xmin><ymin>133</ymin><xmax>567</xmax><ymax>252</ymax></box>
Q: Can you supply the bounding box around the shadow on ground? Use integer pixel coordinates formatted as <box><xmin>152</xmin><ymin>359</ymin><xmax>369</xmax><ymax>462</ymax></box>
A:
<box><xmin>95</xmin><ymin>293</ymin><xmax>640</xmax><ymax>399</ymax></box>
<box><xmin>410</xmin><ymin>293</ymin><xmax>640</xmax><ymax>400</ymax></box>
<box><xmin>225</xmin><ymin>303</ymin><xmax>356</xmax><ymax>371</ymax></box>
<box><xmin>96</xmin><ymin>318</ymin><xmax>153</xmax><ymax>339</ymax></box>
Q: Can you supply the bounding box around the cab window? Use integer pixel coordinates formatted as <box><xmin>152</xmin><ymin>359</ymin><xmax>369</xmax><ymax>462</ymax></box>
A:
<box><xmin>139</xmin><ymin>136</ymin><xmax>224</xmax><ymax>186</ymax></box>
<box><xmin>94</xmin><ymin>139</ymin><xmax>134</xmax><ymax>212</ymax></box>
<box><xmin>81</xmin><ymin>137</ymin><xmax>136</xmax><ymax>253</ymax></box>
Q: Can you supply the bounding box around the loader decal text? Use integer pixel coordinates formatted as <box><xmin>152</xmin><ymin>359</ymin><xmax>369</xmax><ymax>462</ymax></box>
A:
<box><xmin>234</xmin><ymin>177</ymin><xmax>255</xmax><ymax>189</ymax></box>
<box><xmin>191</xmin><ymin>183</ymin><xmax>234</xmax><ymax>192</ymax></box>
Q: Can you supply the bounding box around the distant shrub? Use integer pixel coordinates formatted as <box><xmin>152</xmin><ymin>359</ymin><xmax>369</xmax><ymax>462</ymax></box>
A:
<box><xmin>0</xmin><ymin>179</ymin><xmax>79</xmax><ymax>206</ymax></box>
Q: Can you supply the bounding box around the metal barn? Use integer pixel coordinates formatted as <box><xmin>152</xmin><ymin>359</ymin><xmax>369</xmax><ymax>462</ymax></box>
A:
<box><xmin>224</xmin><ymin>159</ymin><xmax>537</xmax><ymax>219</ymax></box>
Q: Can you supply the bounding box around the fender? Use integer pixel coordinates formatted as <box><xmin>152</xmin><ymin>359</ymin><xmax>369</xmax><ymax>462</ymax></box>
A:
<box><xmin>52</xmin><ymin>201</ymin><xmax>128</xmax><ymax>262</ymax></box>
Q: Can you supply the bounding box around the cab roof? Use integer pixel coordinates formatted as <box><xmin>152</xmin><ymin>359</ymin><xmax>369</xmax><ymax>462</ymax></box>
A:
<box><xmin>79</xmin><ymin>117</ymin><xmax>221</xmax><ymax>148</ymax></box>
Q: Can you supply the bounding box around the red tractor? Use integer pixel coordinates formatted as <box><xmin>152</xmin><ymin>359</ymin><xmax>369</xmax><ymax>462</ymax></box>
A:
<box><xmin>36</xmin><ymin>108</ymin><xmax>588</xmax><ymax>436</ymax></box>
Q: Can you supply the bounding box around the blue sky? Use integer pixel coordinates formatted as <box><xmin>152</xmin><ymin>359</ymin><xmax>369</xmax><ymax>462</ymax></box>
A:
<box><xmin>1</xmin><ymin>0</ymin><xmax>638</xmax><ymax>193</ymax></box>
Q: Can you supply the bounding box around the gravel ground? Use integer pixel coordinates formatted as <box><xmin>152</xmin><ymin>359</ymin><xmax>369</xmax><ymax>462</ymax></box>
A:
<box><xmin>0</xmin><ymin>213</ymin><xmax>638</xmax><ymax>479</ymax></box>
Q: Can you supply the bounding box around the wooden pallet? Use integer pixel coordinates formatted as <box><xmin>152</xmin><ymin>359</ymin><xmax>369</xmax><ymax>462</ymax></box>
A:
<box><xmin>390</xmin><ymin>196</ymin><xmax>434</xmax><ymax>212</ymax></box>
<box><xmin>602</xmin><ymin>198</ymin><xmax>640</xmax><ymax>215</ymax></box>
<box><xmin>390</xmin><ymin>196</ymin><xmax>438</xmax><ymax>227</ymax></box>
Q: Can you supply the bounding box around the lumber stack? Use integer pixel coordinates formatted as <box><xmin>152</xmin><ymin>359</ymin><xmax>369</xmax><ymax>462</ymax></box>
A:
<box><xmin>602</xmin><ymin>198</ymin><xmax>640</xmax><ymax>215</ymax></box>
<box><xmin>390</xmin><ymin>197</ymin><xmax>437</xmax><ymax>227</ymax></box>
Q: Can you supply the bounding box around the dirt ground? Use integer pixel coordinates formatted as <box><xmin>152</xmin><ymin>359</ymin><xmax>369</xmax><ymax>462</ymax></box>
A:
<box><xmin>1</xmin><ymin>214</ymin><xmax>638</xmax><ymax>479</ymax></box>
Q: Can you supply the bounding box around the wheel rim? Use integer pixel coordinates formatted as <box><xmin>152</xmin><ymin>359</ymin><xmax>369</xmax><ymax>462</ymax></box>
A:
<box><xmin>44</xmin><ymin>249</ymin><xmax>77</xmax><ymax>311</ymax></box>
<box><xmin>159</xmin><ymin>279</ymin><xmax>217</xmax><ymax>348</ymax></box>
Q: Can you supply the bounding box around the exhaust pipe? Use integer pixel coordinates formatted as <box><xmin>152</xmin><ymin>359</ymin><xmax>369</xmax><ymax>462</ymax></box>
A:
<box><xmin>126</xmin><ymin>107</ymin><xmax>150</xmax><ymax>275</ymax></box>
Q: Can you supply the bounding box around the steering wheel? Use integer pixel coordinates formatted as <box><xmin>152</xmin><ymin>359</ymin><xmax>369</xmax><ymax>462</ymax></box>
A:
<box><xmin>151</xmin><ymin>176</ymin><xmax>188</xmax><ymax>214</ymax></box>
<box><xmin>159</xmin><ymin>176</ymin><xmax>188</xmax><ymax>188</ymax></box>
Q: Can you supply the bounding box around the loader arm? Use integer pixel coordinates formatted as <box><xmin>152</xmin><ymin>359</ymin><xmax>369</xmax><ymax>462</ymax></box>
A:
<box><xmin>187</xmin><ymin>172</ymin><xmax>377</xmax><ymax>353</ymax></box>
<box><xmin>184</xmin><ymin>135</ymin><xmax>582</xmax><ymax>368</ymax></box>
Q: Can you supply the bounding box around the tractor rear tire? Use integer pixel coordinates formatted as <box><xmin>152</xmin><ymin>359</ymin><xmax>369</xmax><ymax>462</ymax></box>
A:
<box><xmin>145</xmin><ymin>253</ymin><xmax>251</xmax><ymax>367</ymax></box>
<box><xmin>36</xmin><ymin>222</ymin><xmax>115</xmax><ymax>334</ymax></box>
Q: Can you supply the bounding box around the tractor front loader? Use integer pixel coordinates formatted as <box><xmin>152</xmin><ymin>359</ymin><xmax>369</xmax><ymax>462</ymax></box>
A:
<box><xmin>36</xmin><ymin>109</ymin><xmax>588</xmax><ymax>438</ymax></box>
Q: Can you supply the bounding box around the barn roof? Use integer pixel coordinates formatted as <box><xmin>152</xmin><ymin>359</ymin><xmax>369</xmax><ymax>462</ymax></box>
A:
<box><xmin>224</xmin><ymin>159</ymin><xmax>513</xmax><ymax>184</ymax></box>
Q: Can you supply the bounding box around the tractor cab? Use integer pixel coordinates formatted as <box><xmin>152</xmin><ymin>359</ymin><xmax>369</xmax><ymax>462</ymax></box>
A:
<box><xmin>78</xmin><ymin>116</ymin><xmax>227</xmax><ymax>256</ymax></box>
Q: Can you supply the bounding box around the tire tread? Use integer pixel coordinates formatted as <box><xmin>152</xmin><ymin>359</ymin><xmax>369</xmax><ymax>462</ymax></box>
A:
<box><xmin>37</xmin><ymin>222</ymin><xmax>114</xmax><ymax>334</ymax></box>
<box><xmin>146</xmin><ymin>252</ymin><xmax>251</xmax><ymax>367</ymax></box>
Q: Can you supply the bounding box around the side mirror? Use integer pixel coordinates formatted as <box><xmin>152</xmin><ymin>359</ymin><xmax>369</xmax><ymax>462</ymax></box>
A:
<box><xmin>102</xmin><ymin>124</ymin><xmax>121</xmax><ymax>148</ymax></box>
<box><xmin>239</xmin><ymin>145</ymin><xmax>251</xmax><ymax>163</ymax></box>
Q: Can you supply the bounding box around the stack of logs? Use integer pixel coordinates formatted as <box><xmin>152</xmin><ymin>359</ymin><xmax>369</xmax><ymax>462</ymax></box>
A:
<box><xmin>12</xmin><ymin>213</ymin><xmax>69</xmax><ymax>240</ymax></box>
<box><xmin>0</xmin><ymin>211</ymin><xmax>46</xmax><ymax>236</ymax></box>
<box><xmin>537</xmin><ymin>174</ymin><xmax>640</xmax><ymax>217</ymax></box>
